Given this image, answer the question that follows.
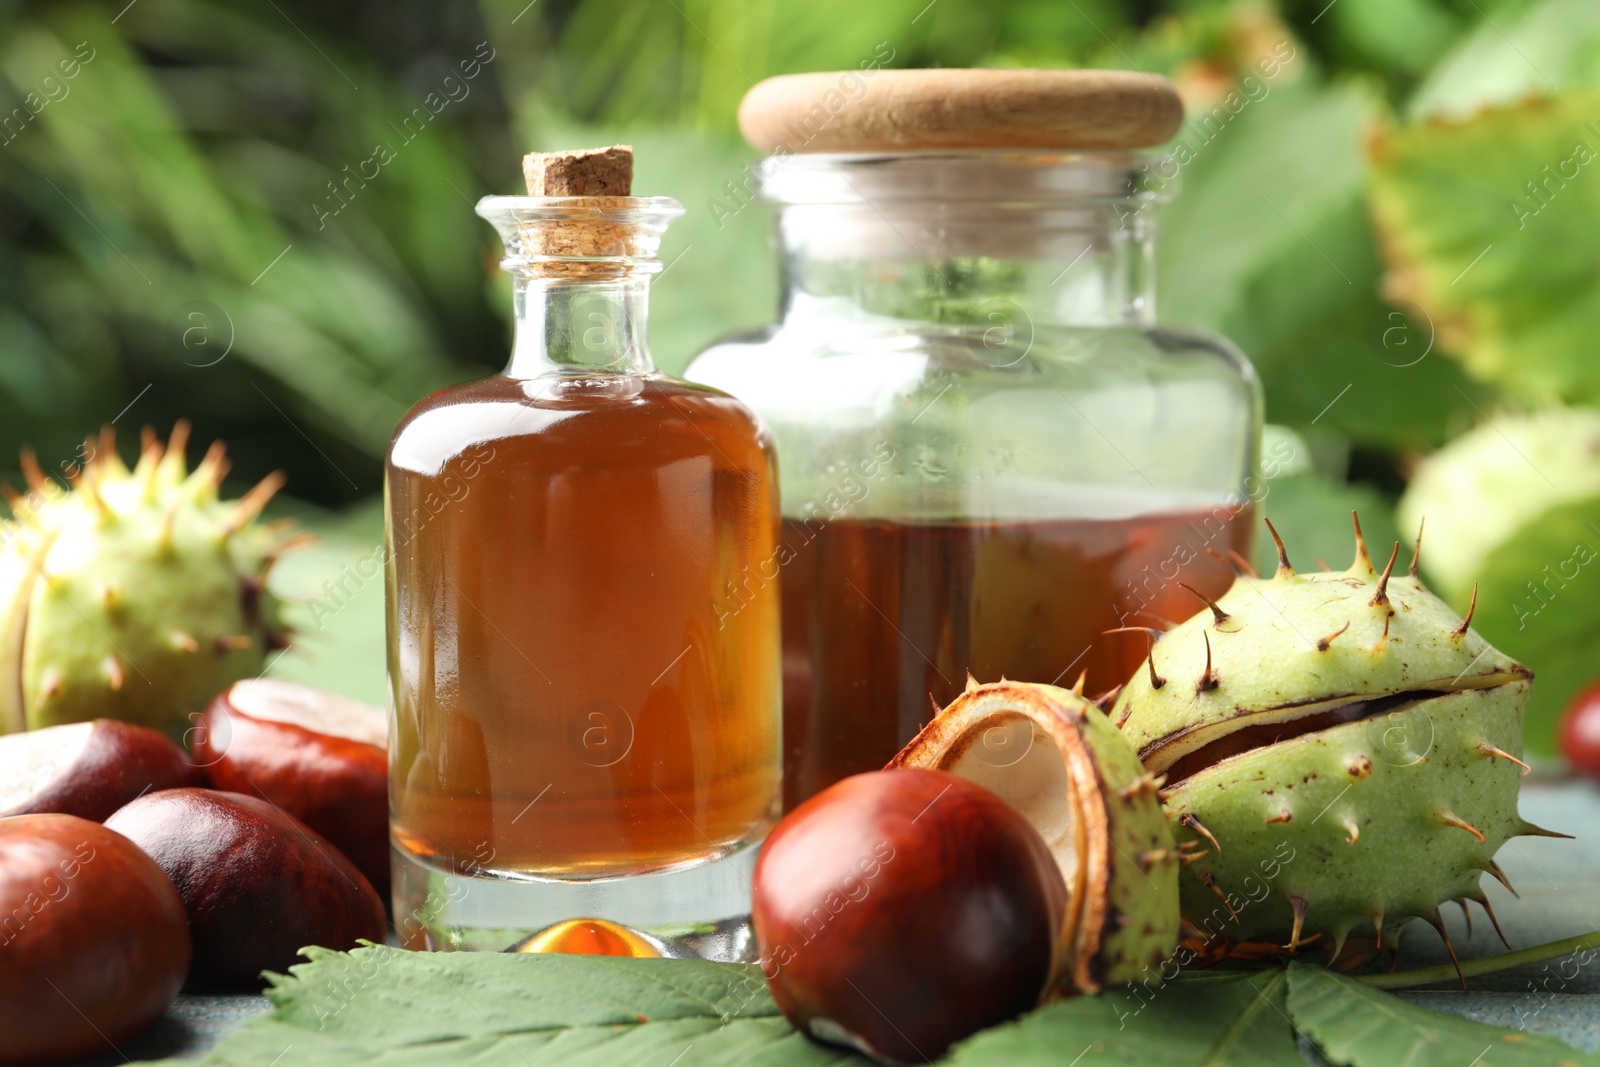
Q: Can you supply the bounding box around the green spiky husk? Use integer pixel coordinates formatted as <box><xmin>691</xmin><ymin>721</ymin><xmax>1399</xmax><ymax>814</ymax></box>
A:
<box><xmin>1062</xmin><ymin>683</ymin><xmax>1183</xmax><ymax>987</ymax></box>
<box><xmin>0</xmin><ymin>425</ymin><xmax>294</xmax><ymax>741</ymax></box>
<box><xmin>1111</xmin><ymin>517</ymin><xmax>1542</xmax><ymax>953</ymax></box>
<box><xmin>1166</xmin><ymin>686</ymin><xmax>1528</xmax><ymax>948</ymax></box>
<box><xmin>1115</xmin><ymin>571</ymin><xmax>1526</xmax><ymax>763</ymax></box>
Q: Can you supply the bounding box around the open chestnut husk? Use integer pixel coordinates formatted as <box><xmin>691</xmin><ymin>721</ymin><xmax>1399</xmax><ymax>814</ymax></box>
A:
<box><xmin>192</xmin><ymin>679</ymin><xmax>389</xmax><ymax>898</ymax></box>
<box><xmin>105</xmin><ymin>787</ymin><xmax>386</xmax><ymax>990</ymax></box>
<box><xmin>753</xmin><ymin>768</ymin><xmax>1066</xmax><ymax>1063</ymax></box>
<box><xmin>0</xmin><ymin>719</ymin><xmax>204</xmax><ymax>822</ymax></box>
<box><xmin>890</xmin><ymin>679</ymin><xmax>1180</xmax><ymax>994</ymax></box>
<box><xmin>0</xmin><ymin>814</ymin><xmax>191</xmax><ymax>1066</ymax></box>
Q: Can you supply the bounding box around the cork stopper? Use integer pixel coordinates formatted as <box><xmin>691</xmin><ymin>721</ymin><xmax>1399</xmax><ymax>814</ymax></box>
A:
<box><xmin>511</xmin><ymin>145</ymin><xmax>649</xmax><ymax>275</ymax></box>
<box><xmin>522</xmin><ymin>145</ymin><xmax>633</xmax><ymax>196</ymax></box>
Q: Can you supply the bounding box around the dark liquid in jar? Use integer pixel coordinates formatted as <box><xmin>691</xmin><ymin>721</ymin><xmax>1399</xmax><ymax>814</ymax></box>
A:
<box><xmin>778</xmin><ymin>505</ymin><xmax>1254</xmax><ymax>810</ymax></box>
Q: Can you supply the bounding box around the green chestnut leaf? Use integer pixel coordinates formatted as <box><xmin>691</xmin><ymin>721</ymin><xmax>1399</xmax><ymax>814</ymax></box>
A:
<box><xmin>1290</xmin><ymin>962</ymin><xmax>1596</xmax><ymax>1067</ymax></box>
<box><xmin>1369</xmin><ymin>91</ymin><xmax>1600</xmax><ymax>408</ymax></box>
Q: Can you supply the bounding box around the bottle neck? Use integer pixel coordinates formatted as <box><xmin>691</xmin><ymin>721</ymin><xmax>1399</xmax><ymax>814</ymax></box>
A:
<box><xmin>475</xmin><ymin>194</ymin><xmax>683</xmax><ymax>380</ymax></box>
<box><xmin>774</xmin><ymin>203</ymin><xmax>1158</xmax><ymax>330</ymax></box>
<box><xmin>506</xmin><ymin>275</ymin><xmax>655</xmax><ymax>378</ymax></box>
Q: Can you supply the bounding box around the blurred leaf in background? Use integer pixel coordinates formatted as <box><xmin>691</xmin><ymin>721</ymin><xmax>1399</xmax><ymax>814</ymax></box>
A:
<box><xmin>266</xmin><ymin>498</ymin><xmax>387</xmax><ymax>705</ymax></box>
<box><xmin>1408</xmin><ymin>0</ymin><xmax>1600</xmax><ymax>119</ymax></box>
<box><xmin>1158</xmin><ymin>74</ymin><xmax>1482</xmax><ymax>455</ymax></box>
<box><xmin>1370</xmin><ymin>92</ymin><xmax>1600</xmax><ymax>408</ymax></box>
<box><xmin>0</xmin><ymin>1</ymin><xmax>513</xmax><ymax>502</ymax></box>
<box><xmin>1364</xmin><ymin>0</ymin><xmax>1600</xmax><ymax>749</ymax></box>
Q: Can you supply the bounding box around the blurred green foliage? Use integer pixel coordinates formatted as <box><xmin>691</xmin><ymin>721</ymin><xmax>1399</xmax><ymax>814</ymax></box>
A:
<box><xmin>4</xmin><ymin>0</ymin><xmax>1600</xmax><ymax>745</ymax></box>
<box><xmin>0</xmin><ymin>0</ymin><xmax>1521</xmax><ymax>501</ymax></box>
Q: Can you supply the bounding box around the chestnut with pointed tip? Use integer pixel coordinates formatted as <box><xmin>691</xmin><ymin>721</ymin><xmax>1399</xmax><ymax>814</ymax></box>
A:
<box><xmin>0</xmin><ymin>719</ymin><xmax>204</xmax><ymax>822</ymax></box>
<box><xmin>752</xmin><ymin>769</ymin><xmax>1065</xmax><ymax>1064</ymax></box>
<box><xmin>0</xmin><ymin>814</ymin><xmax>191</xmax><ymax>1066</ymax></box>
<box><xmin>104</xmin><ymin>788</ymin><xmax>386</xmax><ymax>990</ymax></box>
<box><xmin>191</xmin><ymin>679</ymin><xmax>389</xmax><ymax>897</ymax></box>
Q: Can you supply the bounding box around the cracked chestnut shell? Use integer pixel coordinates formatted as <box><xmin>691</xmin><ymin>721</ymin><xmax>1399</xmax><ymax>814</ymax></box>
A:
<box><xmin>1113</xmin><ymin>515</ymin><xmax>1543</xmax><ymax>952</ymax></box>
<box><xmin>891</xmin><ymin>679</ymin><xmax>1179</xmax><ymax>994</ymax></box>
<box><xmin>0</xmin><ymin>814</ymin><xmax>190</xmax><ymax>1066</ymax></box>
<box><xmin>752</xmin><ymin>768</ymin><xmax>1065</xmax><ymax>1063</ymax></box>
<box><xmin>104</xmin><ymin>788</ymin><xmax>386</xmax><ymax>990</ymax></box>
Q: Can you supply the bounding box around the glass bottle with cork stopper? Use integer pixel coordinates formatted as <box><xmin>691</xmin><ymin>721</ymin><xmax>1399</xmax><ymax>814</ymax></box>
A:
<box><xmin>386</xmin><ymin>145</ymin><xmax>781</xmax><ymax>954</ymax></box>
<box><xmin>687</xmin><ymin>70</ymin><xmax>1262</xmax><ymax>811</ymax></box>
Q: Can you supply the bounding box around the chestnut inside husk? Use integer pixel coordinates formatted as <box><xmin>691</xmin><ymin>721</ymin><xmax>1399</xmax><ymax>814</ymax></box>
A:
<box><xmin>890</xmin><ymin>679</ymin><xmax>1180</xmax><ymax>995</ymax></box>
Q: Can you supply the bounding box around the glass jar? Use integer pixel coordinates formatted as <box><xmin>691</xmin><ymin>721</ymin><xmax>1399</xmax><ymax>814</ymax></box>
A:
<box><xmin>387</xmin><ymin>193</ymin><xmax>781</xmax><ymax>953</ymax></box>
<box><xmin>687</xmin><ymin>151</ymin><xmax>1261</xmax><ymax>810</ymax></box>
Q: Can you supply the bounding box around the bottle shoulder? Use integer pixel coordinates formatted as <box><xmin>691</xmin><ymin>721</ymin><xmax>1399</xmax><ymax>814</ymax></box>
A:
<box><xmin>1146</xmin><ymin>324</ymin><xmax>1260</xmax><ymax>388</ymax></box>
<box><xmin>388</xmin><ymin>374</ymin><xmax>772</xmax><ymax>479</ymax></box>
<box><xmin>643</xmin><ymin>378</ymin><xmax>776</xmax><ymax>458</ymax></box>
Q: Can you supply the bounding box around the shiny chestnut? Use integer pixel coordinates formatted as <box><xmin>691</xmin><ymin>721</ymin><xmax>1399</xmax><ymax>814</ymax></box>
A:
<box><xmin>192</xmin><ymin>679</ymin><xmax>389</xmax><ymax>897</ymax></box>
<box><xmin>105</xmin><ymin>787</ymin><xmax>386</xmax><ymax>990</ymax></box>
<box><xmin>0</xmin><ymin>814</ymin><xmax>191</xmax><ymax>1066</ymax></box>
<box><xmin>752</xmin><ymin>768</ymin><xmax>1065</xmax><ymax>1063</ymax></box>
<box><xmin>0</xmin><ymin>719</ymin><xmax>204</xmax><ymax>822</ymax></box>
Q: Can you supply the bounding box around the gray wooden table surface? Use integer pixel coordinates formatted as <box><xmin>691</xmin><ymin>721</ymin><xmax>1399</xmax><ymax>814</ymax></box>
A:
<box><xmin>65</xmin><ymin>778</ymin><xmax>1600</xmax><ymax>1065</ymax></box>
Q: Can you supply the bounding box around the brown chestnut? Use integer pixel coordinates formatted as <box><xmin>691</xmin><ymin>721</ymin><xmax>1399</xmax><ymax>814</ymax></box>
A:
<box><xmin>105</xmin><ymin>787</ymin><xmax>386</xmax><ymax>990</ymax></box>
<box><xmin>0</xmin><ymin>719</ymin><xmax>204</xmax><ymax>822</ymax></box>
<box><xmin>752</xmin><ymin>769</ymin><xmax>1065</xmax><ymax>1063</ymax></box>
<box><xmin>191</xmin><ymin>679</ymin><xmax>389</xmax><ymax>898</ymax></box>
<box><xmin>0</xmin><ymin>814</ymin><xmax>191</xmax><ymax>1066</ymax></box>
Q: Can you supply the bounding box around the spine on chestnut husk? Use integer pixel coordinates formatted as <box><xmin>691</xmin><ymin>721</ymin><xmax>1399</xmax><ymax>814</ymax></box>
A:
<box><xmin>0</xmin><ymin>424</ymin><xmax>301</xmax><ymax>741</ymax></box>
<box><xmin>891</xmin><ymin>678</ymin><xmax>1179</xmax><ymax>995</ymax></box>
<box><xmin>1110</xmin><ymin>513</ymin><xmax>1562</xmax><ymax>968</ymax></box>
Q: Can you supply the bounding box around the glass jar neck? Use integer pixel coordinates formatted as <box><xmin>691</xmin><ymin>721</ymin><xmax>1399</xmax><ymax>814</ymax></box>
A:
<box><xmin>759</xmin><ymin>152</ymin><xmax>1170</xmax><ymax>330</ymax></box>
<box><xmin>775</xmin><ymin>204</ymin><xmax>1157</xmax><ymax>329</ymax></box>
<box><xmin>507</xmin><ymin>275</ymin><xmax>654</xmax><ymax>378</ymax></box>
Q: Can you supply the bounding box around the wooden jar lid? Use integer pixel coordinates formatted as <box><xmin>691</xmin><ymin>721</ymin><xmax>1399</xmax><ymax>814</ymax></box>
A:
<box><xmin>738</xmin><ymin>69</ymin><xmax>1182</xmax><ymax>154</ymax></box>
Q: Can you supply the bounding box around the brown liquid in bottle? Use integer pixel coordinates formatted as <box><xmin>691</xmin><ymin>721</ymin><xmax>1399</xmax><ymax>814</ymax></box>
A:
<box><xmin>387</xmin><ymin>376</ymin><xmax>780</xmax><ymax>877</ymax></box>
<box><xmin>778</xmin><ymin>506</ymin><xmax>1253</xmax><ymax>809</ymax></box>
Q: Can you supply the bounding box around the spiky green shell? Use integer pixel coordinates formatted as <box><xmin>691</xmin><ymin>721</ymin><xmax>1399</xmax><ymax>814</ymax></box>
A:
<box><xmin>891</xmin><ymin>680</ymin><xmax>1179</xmax><ymax>994</ymax></box>
<box><xmin>1056</xmin><ymin>683</ymin><xmax>1182</xmax><ymax>988</ymax></box>
<box><xmin>1109</xmin><ymin>522</ymin><xmax>1543</xmax><ymax>950</ymax></box>
<box><xmin>1115</xmin><ymin>562</ymin><xmax>1526</xmax><ymax>765</ymax></box>
<box><xmin>1166</xmin><ymin>686</ymin><xmax>1529</xmax><ymax>948</ymax></box>
<box><xmin>1398</xmin><ymin>407</ymin><xmax>1600</xmax><ymax>603</ymax></box>
<box><xmin>0</xmin><ymin>428</ymin><xmax>292</xmax><ymax>741</ymax></box>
